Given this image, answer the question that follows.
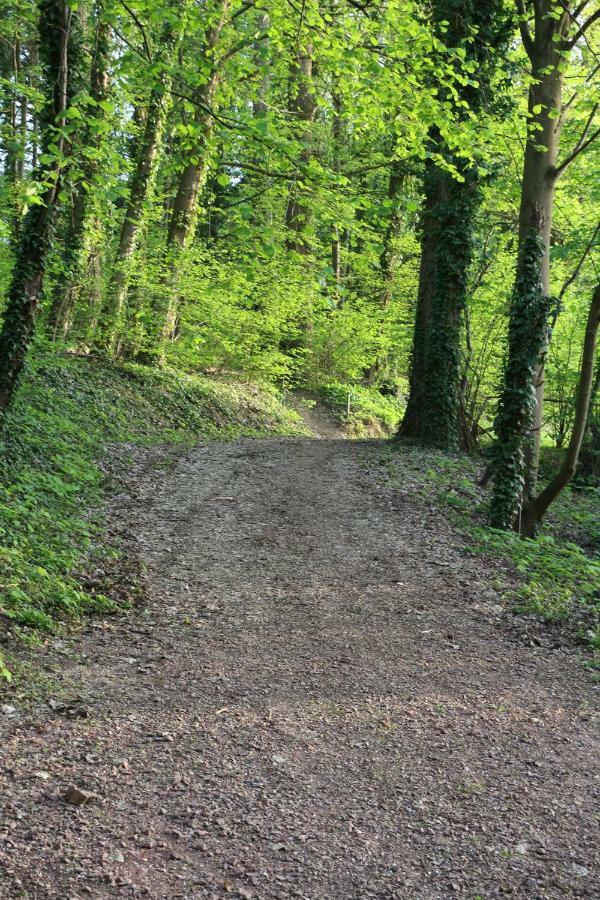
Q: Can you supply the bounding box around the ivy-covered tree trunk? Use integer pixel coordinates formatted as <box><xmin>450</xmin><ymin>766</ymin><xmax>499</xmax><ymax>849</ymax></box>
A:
<box><xmin>400</xmin><ymin>157</ymin><xmax>478</xmax><ymax>445</ymax></box>
<box><xmin>139</xmin><ymin>0</ymin><xmax>229</xmax><ymax>362</ymax></box>
<box><xmin>399</xmin><ymin>0</ymin><xmax>507</xmax><ymax>449</ymax></box>
<box><xmin>490</xmin><ymin>1</ymin><xmax>572</xmax><ymax>529</ymax></box>
<box><xmin>0</xmin><ymin>0</ymin><xmax>78</xmax><ymax>410</ymax></box>
<box><xmin>95</xmin><ymin>19</ymin><xmax>180</xmax><ymax>353</ymax></box>
<box><xmin>48</xmin><ymin>4</ymin><xmax>111</xmax><ymax>340</ymax></box>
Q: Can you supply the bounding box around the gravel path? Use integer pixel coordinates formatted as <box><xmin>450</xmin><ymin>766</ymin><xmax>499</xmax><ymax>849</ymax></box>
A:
<box><xmin>1</xmin><ymin>429</ymin><xmax>598</xmax><ymax>899</ymax></box>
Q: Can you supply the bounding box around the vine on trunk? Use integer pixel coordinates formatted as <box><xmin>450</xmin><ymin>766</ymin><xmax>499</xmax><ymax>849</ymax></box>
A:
<box><xmin>490</xmin><ymin>230</ymin><xmax>554</xmax><ymax>530</ymax></box>
<box><xmin>419</xmin><ymin>168</ymin><xmax>479</xmax><ymax>448</ymax></box>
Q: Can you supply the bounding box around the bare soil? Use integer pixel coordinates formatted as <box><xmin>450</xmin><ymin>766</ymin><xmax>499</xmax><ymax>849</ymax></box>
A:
<box><xmin>1</xmin><ymin>417</ymin><xmax>598</xmax><ymax>899</ymax></box>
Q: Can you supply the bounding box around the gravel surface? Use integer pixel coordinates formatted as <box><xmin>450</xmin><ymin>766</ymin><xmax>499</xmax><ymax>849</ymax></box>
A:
<box><xmin>1</xmin><ymin>428</ymin><xmax>598</xmax><ymax>899</ymax></box>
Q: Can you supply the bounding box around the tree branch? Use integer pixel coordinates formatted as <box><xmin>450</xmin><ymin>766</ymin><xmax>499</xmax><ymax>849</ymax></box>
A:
<box><xmin>218</xmin><ymin>183</ymin><xmax>275</xmax><ymax>209</ymax></box>
<box><xmin>110</xmin><ymin>24</ymin><xmax>149</xmax><ymax>62</ymax></box>
<box><xmin>221</xmin><ymin>30</ymin><xmax>268</xmax><ymax>63</ymax></box>
<box><xmin>515</xmin><ymin>0</ymin><xmax>534</xmax><ymax>58</ymax></box>
<box><xmin>552</xmin><ymin>103</ymin><xmax>600</xmax><ymax>180</ymax></box>
<box><xmin>231</xmin><ymin>1</ymin><xmax>256</xmax><ymax>21</ymax></box>
<box><xmin>568</xmin><ymin>8</ymin><xmax>600</xmax><ymax>48</ymax></box>
<box><xmin>522</xmin><ymin>284</ymin><xmax>600</xmax><ymax>532</ymax></box>
<box><xmin>558</xmin><ymin>220</ymin><xmax>600</xmax><ymax>303</ymax></box>
<box><xmin>222</xmin><ymin>160</ymin><xmax>295</xmax><ymax>180</ymax></box>
<box><xmin>561</xmin><ymin>61</ymin><xmax>600</xmax><ymax>123</ymax></box>
<box><xmin>119</xmin><ymin>1</ymin><xmax>152</xmax><ymax>61</ymax></box>
<box><xmin>342</xmin><ymin>159</ymin><xmax>398</xmax><ymax>178</ymax></box>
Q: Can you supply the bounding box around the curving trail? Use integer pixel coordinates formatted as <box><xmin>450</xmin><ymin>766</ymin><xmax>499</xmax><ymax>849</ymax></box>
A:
<box><xmin>1</xmin><ymin>426</ymin><xmax>598</xmax><ymax>899</ymax></box>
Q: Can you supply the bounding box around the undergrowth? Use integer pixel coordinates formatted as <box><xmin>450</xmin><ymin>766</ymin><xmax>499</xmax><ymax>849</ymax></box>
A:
<box><xmin>376</xmin><ymin>444</ymin><xmax>600</xmax><ymax>656</ymax></box>
<box><xmin>0</xmin><ymin>349</ymin><xmax>303</xmax><ymax>680</ymax></box>
<box><xmin>317</xmin><ymin>380</ymin><xmax>403</xmax><ymax>436</ymax></box>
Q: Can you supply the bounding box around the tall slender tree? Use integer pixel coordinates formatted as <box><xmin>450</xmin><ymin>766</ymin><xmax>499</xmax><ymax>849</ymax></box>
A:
<box><xmin>284</xmin><ymin>44</ymin><xmax>316</xmax><ymax>255</ymax></box>
<box><xmin>95</xmin><ymin>10</ymin><xmax>183</xmax><ymax>352</ymax></box>
<box><xmin>48</xmin><ymin>1</ymin><xmax>111</xmax><ymax>339</ymax></box>
<box><xmin>519</xmin><ymin>283</ymin><xmax>600</xmax><ymax>535</ymax></box>
<box><xmin>140</xmin><ymin>0</ymin><xmax>231</xmax><ymax>360</ymax></box>
<box><xmin>490</xmin><ymin>0</ymin><xmax>600</xmax><ymax>530</ymax></box>
<box><xmin>0</xmin><ymin>0</ymin><xmax>83</xmax><ymax>410</ymax></box>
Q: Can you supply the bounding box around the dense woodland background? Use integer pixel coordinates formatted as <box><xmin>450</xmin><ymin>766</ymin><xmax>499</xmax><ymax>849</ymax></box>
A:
<box><xmin>0</xmin><ymin>1</ymin><xmax>599</xmax><ymax>672</ymax></box>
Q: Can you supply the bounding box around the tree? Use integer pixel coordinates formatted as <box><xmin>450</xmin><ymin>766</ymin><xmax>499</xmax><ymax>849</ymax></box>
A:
<box><xmin>139</xmin><ymin>0</ymin><xmax>231</xmax><ymax>360</ymax></box>
<box><xmin>490</xmin><ymin>0</ymin><xmax>600</xmax><ymax>530</ymax></box>
<box><xmin>95</xmin><ymin>7</ymin><xmax>183</xmax><ymax>353</ymax></box>
<box><xmin>519</xmin><ymin>283</ymin><xmax>600</xmax><ymax>535</ymax></box>
<box><xmin>284</xmin><ymin>43</ymin><xmax>316</xmax><ymax>255</ymax></box>
<box><xmin>399</xmin><ymin>0</ymin><xmax>511</xmax><ymax>448</ymax></box>
<box><xmin>47</xmin><ymin>1</ymin><xmax>111</xmax><ymax>339</ymax></box>
<box><xmin>0</xmin><ymin>0</ymin><xmax>83</xmax><ymax>410</ymax></box>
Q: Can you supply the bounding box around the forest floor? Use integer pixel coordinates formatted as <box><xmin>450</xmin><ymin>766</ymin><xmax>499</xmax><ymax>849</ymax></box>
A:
<box><xmin>0</xmin><ymin>405</ymin><xmax>598</xmax><ymax>899</ymax></box>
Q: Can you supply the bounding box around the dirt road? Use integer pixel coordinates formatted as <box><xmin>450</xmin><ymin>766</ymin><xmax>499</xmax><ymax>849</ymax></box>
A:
<box><xmin>1</xmin><ymin>430</ymin><xmax>598</xmax><ymax>898</ymax></box>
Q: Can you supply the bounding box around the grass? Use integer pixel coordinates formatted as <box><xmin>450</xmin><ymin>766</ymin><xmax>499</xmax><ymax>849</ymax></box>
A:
<box><xmin>0</xmin><ymin>348</ymin><xmax>304</xmax><ymax>681</ymax></box>
<box><xmin>374</xmin><ymin>443</ymin><xmax>600</xmax><ymax>658</ymax></box>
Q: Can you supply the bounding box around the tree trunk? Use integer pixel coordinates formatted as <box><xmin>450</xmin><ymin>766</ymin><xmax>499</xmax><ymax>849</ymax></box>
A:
<box><xmin>1</xmin><ymin>35</ymin><xmax>19</xmax><ymax>184</ymax></box>
<box><xmin>0</xmin><ymin>0</ymin><xmax>75</xmax><ymax>410</ymax></box>
<box><xmin>138</xmin><ymin>0</ymin><xmax>229</xmax><ymax>362</ymax></box>
<box><xmin>399</xmin><ymin>0</ymin><xmax>508</xmax><ymax>448</ymax></box>
<box><xmin>400</xmin><ymin>156</ymin><xmax>478</xmax><ymax>447</ymax></box>
<box><xmin>519</xmin><ymin>284</ymin><xmax>600</xmax><ymax>536</ymax></box>
<box><xmin>48</xmin><ymin>5</ymin><xmax>111</xmax><ymax>340</ymax></box>
<box><xmin>95</xmin><ymin>18</ymin><xmax>180</xmax><ymax>352</ymax></box>
<box><xmin>379</xmin><ymin>162</ymin><xmax>403</xmax><ymax>308</ymax></box>
<box><xmin>490</xmin><ymin>1</ymin><xmax>571</xmax><ymax>529</ymax></box>
<box><xmin>576</xmin><ymin>363</ymin><xmax>600</xmax><ymax>484</ymax></box>
<box><xmin>331</xmin><ymin>91</ymin><xmax>344</xmax><ymax>294</ymax></box>
<box><xmin>284</xmin><ymin>47</ymin><xmax>315</xmax><ymax>255</ymax></box>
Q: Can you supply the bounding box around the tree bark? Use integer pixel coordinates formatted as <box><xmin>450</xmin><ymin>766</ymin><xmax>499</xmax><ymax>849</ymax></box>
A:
<box><xmin>576</xmin><ymin>361</ymin><xmax>600</xmax><ymax>484</ymax></box>
<box><xmin>399</xmin><ymin>0</ymin><xmax>508</xmax><ymax>448</ymax></box>
<box><xmin>284</xmin><ymin>47</ymin><xmax>316</xmax><ymax>255</ymax></box>
<box><xmin>490</xmin><ymin>1</ymin><xmax>573</xmax><ymax>529</ymax></box>
<box><xmin>0</xmin><ymin>0</ymin><xmax>75</xmax><ymax>410</ymax></box>
<box><xmin>520</xmin><ymin>284</ymin><xmax>600</xmax><ymax>536</ymax></box>
<box><xmin>95</xmin><ymin>17</ymin><xmax>180</xmax><ymax>352</ymax></box>
<box><xmin>379</xmin><ymin>162</ymin><xmax>404</xmax><ymax>308</ymax></box>
<box><xmin>400</xmin><ymin>155</ymin><xmax>477</xmax><ymax>444</ymax></box>
<box><xmin>331</xmin><ymin>91</ymin><xmax>344</xmax><ymax>293</ymax></box>
<box><xmin>48</xmin><ymin>4</ymin><xmax>111</xmax><ymax>340</ymax></box>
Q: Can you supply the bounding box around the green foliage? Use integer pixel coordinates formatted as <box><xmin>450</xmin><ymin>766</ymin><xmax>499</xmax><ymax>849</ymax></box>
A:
<box><xmin>0</xmin><ymin>353</ymin><xmax>118</xmax><ymax>639</ymax></box>
<box><xmin>317</xmin><ymin>381</ymin><xmax>403</xmax><ymax>436</ymax></box>
<box><xmin>0</xmin><ymin>348</ymin><xmax>304</xmax><ymax>671</ymax></box>
<box><xmin>471</xmin><ymin>528</ymin><xmax>600</xmax><ymax>650</ymax></box>
<box><xmin>379</xmin><ymin>443</ymin><xmax>600</xmax><ymax>653</ymax></box>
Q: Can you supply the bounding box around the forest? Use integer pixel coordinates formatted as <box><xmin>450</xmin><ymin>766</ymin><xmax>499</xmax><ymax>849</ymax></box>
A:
<box><xmin>0</xmin><ymin>1</ymin><xmax>599</xmax><ymax>896</ymax></box>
